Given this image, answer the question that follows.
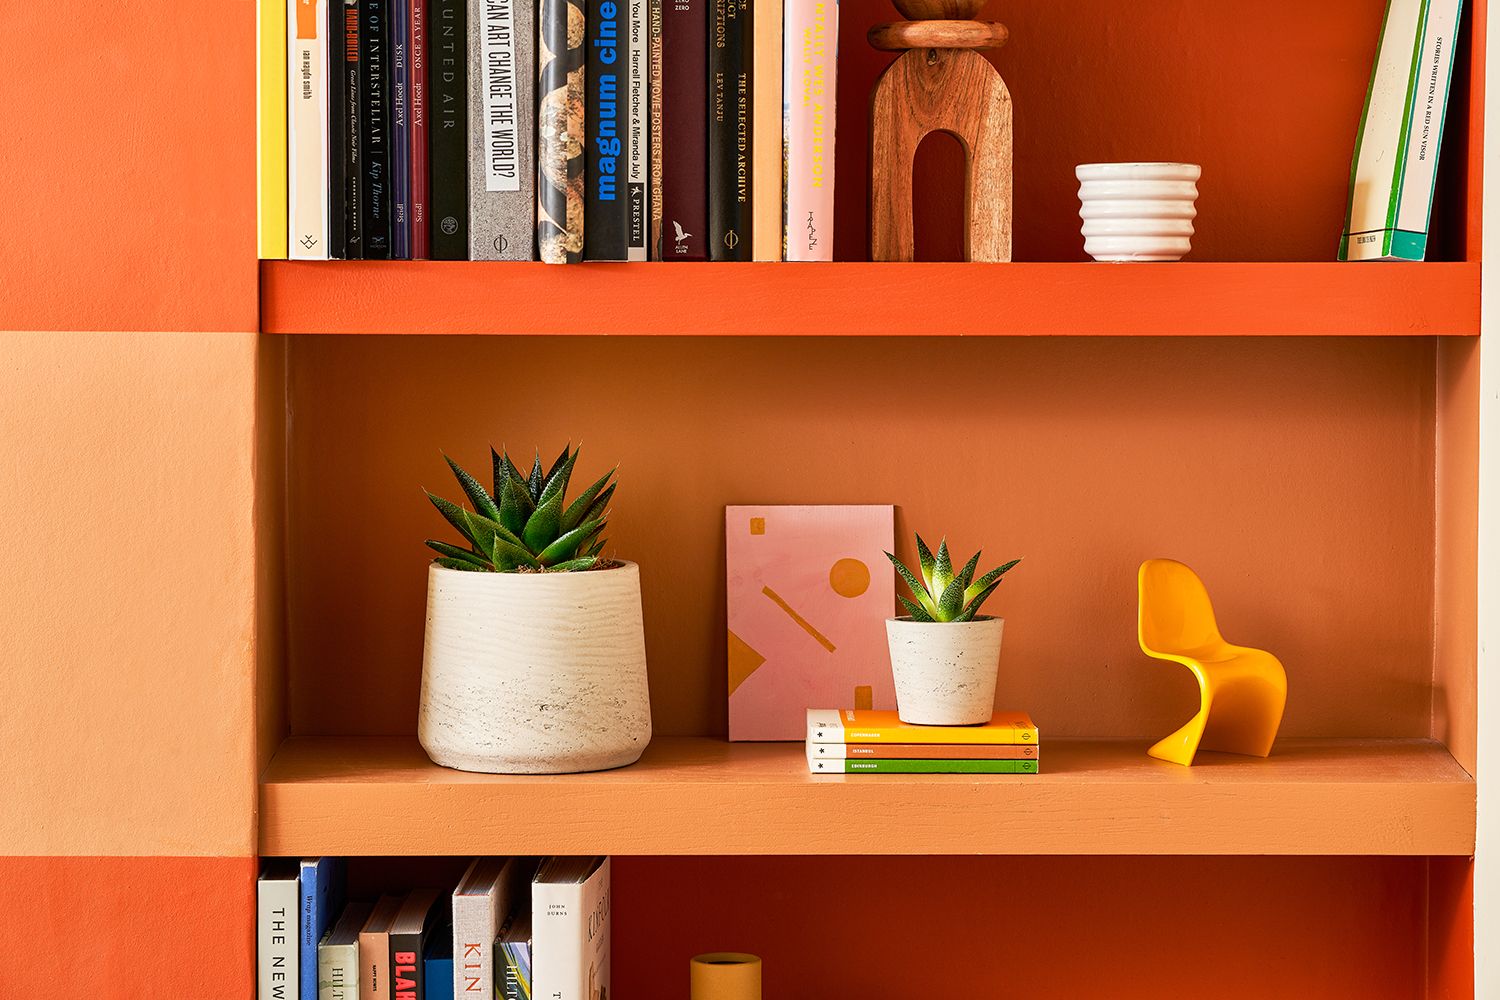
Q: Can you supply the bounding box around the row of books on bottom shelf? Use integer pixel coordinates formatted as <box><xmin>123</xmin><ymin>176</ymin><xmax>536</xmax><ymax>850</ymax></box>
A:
<box><xmin>805</xmin><ymin>708</ymin><xmax>1040</xmax><ymax>774</ymax></box>
<box><xmin>258</xmin><ymin>855</ymin><xmax>607</xmax><ymax>1000</ymax></box>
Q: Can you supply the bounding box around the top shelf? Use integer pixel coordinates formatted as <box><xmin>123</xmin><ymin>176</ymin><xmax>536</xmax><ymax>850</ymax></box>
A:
<box><xmin>260</xmin><ymin>261</ymin><xmax>1479</xmax><ymax>337</ymax></box>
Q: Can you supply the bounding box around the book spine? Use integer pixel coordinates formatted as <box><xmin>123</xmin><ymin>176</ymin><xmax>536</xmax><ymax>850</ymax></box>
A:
<box><xmin>1390</xmin><ymin>0</ymin><xmax>1463</xmax><ymax>259</ymax></box>
<box><xmin>430</xmin><ymin>0</ymin><xmax>468</xmax><ymax>258</ymax></box>
<box><xmin>392</xmin><ymin>931</ymin><xmax>426</xmax><ymax>1000</ymax></box>
<box><xmin>257</xmin><ymin>877</ymin><xmax>299</xmax><ymax>1000</ymax></box>
<box><xmin>290</xmin><ymin>0</ymin><xmax>332</xmax><ymax>259</ymax></box>
<box><xmin>451</xmin><ymin>894</ymin><xmax>494</xmax><ymax>997</ymax></box>
<box><xmin>750</xmin><ymin>0</ymin><xmax>780</xmax><ymax>260</ymax></box>
<box><xmin>332</xmin><ymin>0</ymin><xmax>363</xmax><ymax>257</ymax></box>
<box><xmin>361</xmin><ymin>0</ymin><xmax>393</xmax><ymax>258</ymax></box>
<box><xmin>626</xmin><ymin>0</ymin><xmax>650</xmax><ymax>259</ymax></box>
<box><xmin>532</xmin><ymin>882</ymin><xmax>584</xmax><ymax>1000</ymax></box>
<box><xmin>707</xmin><ymin>0</ymin><xmax>751</xmax><ymax>259</ymax></box>
<box><xmin>410</xmin><ymin>0</ymin><xmax>431</xmax><ymax>258</ymax></box>
<box><xmin>391</xmin><ymin>0</ymin><xmax>412</xmax><ymax>257</ymax></box>
<box><xmin>467</xmin><ymin>0</ymin><xmax>536</xmax><ymax>259</ymax></box>
<box><xmin>782</xmin><ymin>0</ymin><xmax>835</xmax><ymax>260</ymax></box>
<box><xmin>499</xmin><ymin>941</ymin><xmax>532</xmax><ymax>1000</ymax></box>
<box><xmin>647</xmin><ymin>0</ymin><xmax>663</xmax><ymax>258</ymax></box>
<box><xmin>809</xmin><ymin>742</ymin><xmax>1040</xmax><ymax>760</ymax></box>
<box><xmin>808</xmin><ymin>756</ymin><xmax>1041</xmax><ymax>774</ymax></box>
<box><xmin>584</xmin><ymin>0</ymin><xmax>629</xmax><ymax>260</ymax></box>
<box><xmin>361</xmin><ymin>929</ymin><xmax>393</xmax><ymax>1000</ymax></box>
<box><xmin>538</xmin><ymin>0</ymin><xmax>587</xmax><ymax>263</ymax></box>
<box><xmin>260</xmin><ymin>0</ymin><xmax>289</xmax><ymax>258</ymax></box>
<box><xmin>427</xmin><ymin>956</ymin><xmax>455</xmax><ymax>1000</ymax></box>
<box><xmin>299</xmin><ymin>858</ymin><xmax>333</xmax><ymax>1000</ymax></box>
<box><xmin>662</xmin><ymin>0</ymin><xmax>708</xmax><ymax>259</ymax></box>
<box><xmin>319</xmin><ymin>940</ymin><xmax>360</xmax><ymax>1000</ymax></box>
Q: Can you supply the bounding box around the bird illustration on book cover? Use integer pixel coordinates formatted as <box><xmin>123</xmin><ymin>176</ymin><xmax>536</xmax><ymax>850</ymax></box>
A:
<box><xmin>727</xmin><ymin>505</ymin><xmax>896</xmax><ymax>740</ymax></box>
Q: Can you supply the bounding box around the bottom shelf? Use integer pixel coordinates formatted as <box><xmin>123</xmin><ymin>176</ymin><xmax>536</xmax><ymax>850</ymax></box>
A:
<box><xmin>258</xmin><ymin>736</ymin><xmax>1474</xmax><ymax>856</ymax></box>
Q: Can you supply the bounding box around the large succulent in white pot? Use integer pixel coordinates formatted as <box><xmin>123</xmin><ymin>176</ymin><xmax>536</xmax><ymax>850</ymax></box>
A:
<box><xmin>418</xmin><ymin>445</ymin><xmax>651</xmax><ymax>774</ymax></box>
<box><xmin>884</xmin><ymin>535</ymin><xmax>1021</xmax><ymax>725</ymax></box>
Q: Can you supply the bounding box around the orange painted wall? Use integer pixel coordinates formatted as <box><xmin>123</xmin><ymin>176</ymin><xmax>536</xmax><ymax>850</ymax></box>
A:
<box><xmin>284</xmin><ymin>335</ymin><xmax>1439</xmax><ymax>739</ymax></box>
<box><xmin>1435</xmin><ymin>337</ymin><xmax>1480</xmax><ymax>775</ymax></box>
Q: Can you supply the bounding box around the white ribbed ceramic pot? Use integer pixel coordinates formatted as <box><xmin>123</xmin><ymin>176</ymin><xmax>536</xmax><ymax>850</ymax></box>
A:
<box><xmin>1076</xmin><ymin>162</ymin><xmax>1201</xmax><ymax>262</ymax></box>
<box><xmin>886</xmin><ymin>616</ymin><xmax>1004</xmax><ymax>725</ymax></box>
<box><xmin>419</xmin><ymin>561</ymin><xmax>652</xmax><ymax>773</ymax></box>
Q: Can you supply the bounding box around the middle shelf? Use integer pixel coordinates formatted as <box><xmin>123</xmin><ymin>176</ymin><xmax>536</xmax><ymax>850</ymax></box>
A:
<box><xmin>259</xmin><ymin>736</ymin><xmax>1474</xmax><ymax>857</ymax></box>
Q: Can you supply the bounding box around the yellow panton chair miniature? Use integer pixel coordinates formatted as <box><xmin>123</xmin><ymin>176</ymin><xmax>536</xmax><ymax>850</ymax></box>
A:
<box><xmin>1137</xmin><ymin>559</ymin><xmax>1287</xmax><ymax>766</ymax></box>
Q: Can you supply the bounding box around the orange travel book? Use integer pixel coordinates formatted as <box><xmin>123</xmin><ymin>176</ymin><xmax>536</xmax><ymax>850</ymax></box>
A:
<box><xmin>806</xmin><ymin>708</ymin><xmax>1038</xmax><ymax>745</ymax></box>
<box><xmin>808</xmin><ymin>741</ymin><xmax>1038</xmax><ymax>760</ymax></box>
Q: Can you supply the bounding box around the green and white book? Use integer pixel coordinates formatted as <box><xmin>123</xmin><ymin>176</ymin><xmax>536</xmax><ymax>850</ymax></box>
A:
<box><xmin>807</xmin><ymin>749</ymin><xmax>1039</xmax><ymax>774</ymax></box>
<box><xmin>1340</xmin><ymin>0</ymin><xmax>1464</xmax><ymax>261</ymax></box>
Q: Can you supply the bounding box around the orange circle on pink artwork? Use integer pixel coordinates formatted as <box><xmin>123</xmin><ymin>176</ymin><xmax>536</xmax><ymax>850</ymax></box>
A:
<box><xmin>829</xmin><ymin>558</ymin><xmax>871</xmax><ymax>598</ymax></box>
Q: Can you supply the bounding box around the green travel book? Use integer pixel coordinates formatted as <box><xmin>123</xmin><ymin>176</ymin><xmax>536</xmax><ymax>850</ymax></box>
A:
<box><xmin>807</xmin><ymin>754</ymin><xmax>1039</xmax><ymax>775</ymax></box>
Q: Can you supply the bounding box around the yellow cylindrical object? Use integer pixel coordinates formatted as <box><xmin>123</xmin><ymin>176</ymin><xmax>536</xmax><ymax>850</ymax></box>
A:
<box><xmin>690</xmin><ymin>953</ymin><xmax>762</xmax><ymax>1000</ymax></box>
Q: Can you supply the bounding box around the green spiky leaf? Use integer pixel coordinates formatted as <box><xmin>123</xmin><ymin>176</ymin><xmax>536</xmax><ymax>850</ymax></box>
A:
<box><xmin>426</xmin><ymin>539</ymin><xmax>490</xmax><ymax>568</ymax></box>
<box><xmin>436</xmin><ymin>557</ymin><xmax>487</xmax><ymax>572</ymax></box>
<box><xmin>527</xmin><ymin>451</ymin><xmax>545</xmax><ymax>502</ymax></box>
<box><xmin>898</xmin><ymin>595</ymin><xmax>935</xmax><ymax>622</ymax></box>
<box><xmin>935</xmin><ymin>575</ymin><xmax>967</xmax><ymax>621</ymax></box>
<box><xmin>497</xmin><ymin>474</ymin><xmax>535</xmax><ymax>536</ymax></box>
<box><xmin>931</xmin><ymin>538</ymin><xmax>954</xmax><ymax>595</ymax></box>
<box><xmin>538</xmin><ymin>447</ymin><xmax>579</xmax><ymax>507</ymax></box>
<box><xmin>964</xmin><ymin>558</ymin><xmax>1021</xmax><ymax>603</ymax></box>
<box><xmin>445</xmin><ymin>455</ymin><xmax>502</xmax><ymax>522</ymax></box>
<box><xmin>464</xmin><ymin>511</ymin><xmax>538</xmax><ymax>569</ymax></box>
<box><xmin>547</xmin><ymin>557</ymin><xmax>601</xmax><ymax>572</ymax></box>
<box><xmin>522</xmin><ymin>490</ymin><xmax>565</xmax><ymax>552</ymax></box>
<box><xmin>886</xmin><ymin>551</ymin><xmax>938</xmax><ymax>616</ymax></box>
<box><xmin>915</xmin><ymin>534</ymin><xmax>936</xmax><ymax>591</ymax></box>
<box><xmin>491</xmin><ymin>446</ymin><xmax>507</xmax><ymax>499</ymax></box>
<box><xmin>543</xmin><ymin>443</ymin><xmax>572</xmax><ymax>484</ymax></box>
<box><xmin>561</xmin><ymin>468</ymin><xmax>616</xmax><ymax>532</ymax></box>
<box><xmin>955</xmin><ymin>550</ymin><xmax>981</xmax><ymax>592</ymax></box>
<box><xmin>427</xmin><ymin>492</ymin><xmax>479</xmax><ymax>547</ymax></box>
<box><xmin>955</xmin><ymin>578</ymin><xmax>1003</xmax><ymax>621</ymax></box>
<box><xmin>580</xmin><ymin>483</ymin><xmax>615</xmax><ymax>524</ymax></box>
<box><xmin>536</xmin><ymin>518</ymin><xmax>607</xmax><ymax>564</ymax></box>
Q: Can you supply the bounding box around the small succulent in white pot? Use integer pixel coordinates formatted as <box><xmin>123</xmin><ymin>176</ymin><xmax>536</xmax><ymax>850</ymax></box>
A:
<box><xmin>418</xmin><ymin>444</ymin><xmax>651</xmax><ymax>774</ymax></box>
<box><xmin>884</xmin><ymin>536</ymin><xmax>1020</xmax><ymax>725</ymax></box>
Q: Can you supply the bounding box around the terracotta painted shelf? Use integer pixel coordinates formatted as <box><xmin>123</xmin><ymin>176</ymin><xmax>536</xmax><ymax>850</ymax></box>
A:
<box><xmin>259</xmin><ymin>261</ymin><xmax>1479</xmax><ymax>337</ymax></box>
<box><xmin>259</xmin><ymin>736</ymin><xmax>1474</xmax><ymax>857</ymax></box>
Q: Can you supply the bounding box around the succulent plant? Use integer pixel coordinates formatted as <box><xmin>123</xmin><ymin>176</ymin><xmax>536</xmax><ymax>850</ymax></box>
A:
<box><xmin>426</xmin><ymin>444</ymin><xmax>615</xmax><ymax>572</ymax></box>
<box><xmin>885</xmin><ymin>535</ymin><xmax>1020</xmax><ymax>623</ymax></box>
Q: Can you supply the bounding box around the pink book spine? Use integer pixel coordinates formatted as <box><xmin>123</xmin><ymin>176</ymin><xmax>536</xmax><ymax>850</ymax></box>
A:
<box><xmin>783</xmin><ymin>0</ymin><xmax>837</xmax><ymax>261</ymax></box>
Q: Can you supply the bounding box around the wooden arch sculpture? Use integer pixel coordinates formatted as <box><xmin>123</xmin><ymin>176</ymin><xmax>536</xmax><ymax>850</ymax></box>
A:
<box><xmin>868</xmin><ymin>0</ymin><xmax>1013</xmax><ymax>262</ymax></box>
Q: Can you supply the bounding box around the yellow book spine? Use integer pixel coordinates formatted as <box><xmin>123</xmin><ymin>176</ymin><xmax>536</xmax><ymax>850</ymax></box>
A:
<box><xmin>751</xmin><ymin>0</ymin><xmax>784</xmax><ymax>261</ymax></box>
<box><xmin>258</xmin><ymin>0</ymin><xmax>288</xmax><ymax>259</ymax></box>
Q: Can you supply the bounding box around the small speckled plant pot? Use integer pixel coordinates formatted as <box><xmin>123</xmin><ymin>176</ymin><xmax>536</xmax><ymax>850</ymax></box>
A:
<box><xmin>419</xmin><ymin>561</ymin><xmax>652</xmax><ymax>774</ymax></box>
<box><xmin>886</xmin><ymin>616</ymin><xmax>1004</xmax><ymax>725</ymax></box>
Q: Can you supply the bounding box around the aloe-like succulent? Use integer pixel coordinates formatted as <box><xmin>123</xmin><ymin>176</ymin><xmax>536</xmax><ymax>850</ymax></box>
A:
<box><xmin>426</xmin><ymin>444</ymin><xmax>615</xmax><ymax>572</ymax></box>
<box><xmin>885</xmin><ymin>535</ymin><xmax>1020</xmax><ymax>623</ymax></box>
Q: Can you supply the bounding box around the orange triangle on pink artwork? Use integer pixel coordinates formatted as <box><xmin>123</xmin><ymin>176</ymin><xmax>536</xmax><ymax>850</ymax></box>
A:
<box><xmin>727</xmin><ymin>629</ymin><xmax>767</xmax><ymax>696</ymax></box>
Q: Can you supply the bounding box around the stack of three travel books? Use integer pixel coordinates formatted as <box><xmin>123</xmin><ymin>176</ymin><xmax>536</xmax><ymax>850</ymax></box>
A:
<box><xmin>805</xmin><ymin>709</ymin><xmax>1040</xmax><ymax>774</ymax></box>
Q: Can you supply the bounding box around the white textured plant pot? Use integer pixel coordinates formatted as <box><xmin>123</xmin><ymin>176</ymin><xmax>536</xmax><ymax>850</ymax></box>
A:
<box><xmin>419</xmin><ymin>561</ymin><xmax>653</xmax><ymax>774</ymax></box>
<box><xmin>886</xmin><ymin>616</ymin><xmax>1004</xmax><ymax>725</ymax></box>
<box><xmin>1076</xmin><ymin>162</ymin><xmax>1200</xmax><ymax>262</ymax></box>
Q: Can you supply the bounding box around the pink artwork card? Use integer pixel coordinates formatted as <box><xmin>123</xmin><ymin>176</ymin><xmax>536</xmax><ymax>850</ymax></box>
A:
<box><xmin>727</xmin><ymin>505</ymin><xmax>896</xmax><ymax>741</ymax></box>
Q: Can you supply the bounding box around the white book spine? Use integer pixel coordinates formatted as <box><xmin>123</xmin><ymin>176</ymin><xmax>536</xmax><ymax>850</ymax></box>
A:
<box><xmin>783</xmin><ymin>0</ymin><xmax>837</xmax><ymax>261</ymax></box>
<box><xmin>452</xmin><ymin>892</ymin><xmax>498</xmax><ymax>997</ymax></box>
<box><xmin>807</xmin><ymin>741</ymin><xmax>848</xmax><ymax>758</ymax></box>
<box><xmin>627</xmin><ymin>0</ymin><xmax>650</xmax><ymax>260</ymax></box>
<box><xmin>533</xmin><ymin>860</ymin><xmax>611</xmax><ymax>1000</ymax></box>
<box><xmin>804</xmin><ymin>708</ymin><xmax>845</xmax><ymax>742</ymax></box>
<box><xmin>257</xmin><ymin>876</ymin><xmax>299</xmax><ymax>1000</ymax></box>
<box><xmin>288</xmin><ymin>0</ymin><xmax>331</xmax><ymax>259</ymax></box>
<box><xmin>318</xmin><ymin>939</ymin><xmax>359</xmax><ymax>1000</ymax></box>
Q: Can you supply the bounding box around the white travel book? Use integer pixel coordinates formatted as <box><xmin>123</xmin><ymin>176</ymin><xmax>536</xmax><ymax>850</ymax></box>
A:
<box><xmin>257</xmin><ymin>860</ymin><xmax>299</xmax><ymax>1000</ymax></box>
<box><xmin>532</xmin><ymin>857</ymin><xmax>611</xmax><ymax>1000</ymax></box>
<box><xmin>288</xmin><ymin>0</ymin><xmax>331</xmax><ymax>258</ymax></box>
<box><xmin>1340</xmin><ymin>0</ymin><xmax>1464</xmax><ymax>261</ymax></box>
<box><xmin>452</xmin><ymin>857</ymin><xmax>530</xmax><ymax>998</ymax></box>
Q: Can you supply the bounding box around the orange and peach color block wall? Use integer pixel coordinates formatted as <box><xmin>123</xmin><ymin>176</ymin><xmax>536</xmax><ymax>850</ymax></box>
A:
<box><xmin>0</xmin><ymin>3</ymin><xmax>260</xmax><ymax>996</ymax></box>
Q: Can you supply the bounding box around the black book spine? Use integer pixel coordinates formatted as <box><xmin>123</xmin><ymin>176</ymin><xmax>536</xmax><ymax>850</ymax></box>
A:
<box><xmin>661</xmin><ymin>0</ymin><xmax>707</xmax><ymax>260</ymax></box>
<box><xmin>584</xmin><ymin>0</ymin><xmax>629</xmax><ymax>260</ymax></box>
<box><xmin>707</xmin><ymin>0</ymin><xmax>750</xmax><ymax>259</ymax></box>
<box><xmin>391</xmin><ymin>931</ymin><xmax>425</xmax><ymax>1000</ymax></box>
<box><xmin>390</xmin><ymin>0</ymin><xmax>412</xmax><ymax>258</ymax></box>
<box><xmin>332</xmin><ymin>0</ymin><xmax>363</xmax><ymax>257</ymax></box>
<box><xmin>361</xmin><ymin>0</ymin><xmax>393</xmax><ymax>258</ymax></box>
<box><xmin>429</xmin><ymin>0</ymin><xmax>467</xmax><ymax>258</ymax></box>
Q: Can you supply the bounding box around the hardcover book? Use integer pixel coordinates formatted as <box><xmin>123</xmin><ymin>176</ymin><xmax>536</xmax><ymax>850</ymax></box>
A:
<box><xmin>809</xmin><ymin>742</ymin><xmax>1039</xmax><ymax>760</ymax></box>
<box><xmin>391</xmin><ymin>890</ymin><xmax>443</xmax><ymax>1000</ymax></box>
<box><xmin>537</xmin><ymin>0</ymin><xmax>586</xmax><ymax>263</ymax></box>
<box><xmin>783</xmin><ymin>0</ymin><xmax>836</xmax><ymax>260</ymax></box>
<box><xmin>647</xmin><ymin>0</ymin><xmax>664</xmax><ymax>258</ymax></box>
<box><xmin>661</xmin><ymin>0</ymin><xmax>709</xmax><ymax>259</ymax></box>
<box><xmin>300</xmin><ymin>858</ymin><xmax>343</xmax><ymax>1000</ymax></box>
<box><xmin>390</xmin><ymin>0</ymin><xmax>413</xmax><ymax>257</ymax></box>
<box><xmin>360</xmin><ymin>894</ymin><xmax>406</xmax><ymax>1000</ymax></box>
<box><xmin>430</xmin><ymin>0</ymin><xmax>468</xmax><ymax>258</ymax></box>
<box><xmin>257</xmin><ymin>860</ymin><xmax>300</xmax><ymax>1000</ymax></box>
<box><xmin>807</xmin><ymin>751</ymin><xmax>1040</xmax><ymax>774</ymax></box>
<box><xmin>452</xmin><ymin>857</ymin><xmax>532</xmax><ymax>998</ymax></box>
<box><xmin>707</xmin><ymin>0</ymin><xmax>751</xmax><ymax>259</ymax></box>
<box><xmin>468</xmin><ymin>0</ymin><xmax>536</xmax><ymax>259</ymax></box>
<box><xmin>727</xmin><ymin>505</ymin><xmax>895</xmax><ymax>741</ymax></box>
<box><xmin>319</xmin><ymin>900</ymin><xmax>373</xmax><ymax>1000</ymax></box>
<box><xmin>532</xmin><ymin>857</ymin><xmax>610</xmax><ymax>1000</ymax></box>
<box><xmin>331</xmin><ymin>0</ymin><xmax>363</xmax><ymax>257</ymax></box>
<box><xmin>585</xmin><ymin>0</ymin><xmax>632</xmax><ymax>260</ymax></box>
<box><xmin>427</xmin><ymin>933</ymin><xmax>456</xmax><ymax>1000</ymax></box>
<box><xmin>1339</xmin><ymin>0</ymin><xmax>1464</xmax><ymax>261</ymax></box>
<box><xmin>289</xmin><ymin>0</ymin><xmax>332</xmax><ymax>259</ymax></box>
<box><xmin>806</xmin><ymin>708</ymin><xmax>1039</xmax><ymax>745</ymax></box>
<box><xmin>626</xmin><ymin>0</ymin><xmax>650</xmax><ymax>260</ymax></box>
<box><xmin>497</xmin><ymin>912</ymin><xmax>533</xmax><ymax>1000</ymax></box>
<box><xmin>260</xmin><ymin>0</ymin><xmax>289</xmax><ymax>258</ymax></box>
<box><xmin>360</xmin><ymin>0</ymin><xmax>393</xmax><ymax>257</ymax></box>
<box><xmin>410</xmin><ymin>0</ymin><xmax>431</xmax><ymax>258</ymax></box>
<box><xmin>751</xmin><ymin>0</ymin><xmax>782</xmax><ymax>260</ymax></box>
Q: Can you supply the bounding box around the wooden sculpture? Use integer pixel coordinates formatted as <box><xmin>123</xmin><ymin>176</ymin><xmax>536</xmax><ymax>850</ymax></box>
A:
<box><xmin>869</xmin><ymin>0</ymin><xmax>1013</xmax><ymax>262</ymax></box>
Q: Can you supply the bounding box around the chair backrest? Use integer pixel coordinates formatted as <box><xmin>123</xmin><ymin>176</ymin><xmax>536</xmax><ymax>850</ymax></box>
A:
<box><xmin>1138</xmin><ymin>559</ymin><xmax>1223</xmax><ymax>657</ymax></box>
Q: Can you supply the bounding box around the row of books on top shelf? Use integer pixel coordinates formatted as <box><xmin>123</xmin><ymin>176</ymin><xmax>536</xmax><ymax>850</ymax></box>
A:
<box><xmin>805</xmin><ymin>708</ymin><xmax>1040</xmax><ymax>773</ymax></box>
<box><xmin>258</xmin><ymin>855</ymin><xmax>608</xmax><ymax>1000</ymax></box>
<box><xmin>267</xmin><ymin>0</ymin><xmax>836</xmax><ymax>263</ymax></box>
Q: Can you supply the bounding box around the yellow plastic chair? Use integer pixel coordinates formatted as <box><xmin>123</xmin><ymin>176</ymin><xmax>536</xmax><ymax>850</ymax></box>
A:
<box><xmin>1137</xmin><ymin>559</ymin><xmax>1287</xmax><ymax>766</ymax></box>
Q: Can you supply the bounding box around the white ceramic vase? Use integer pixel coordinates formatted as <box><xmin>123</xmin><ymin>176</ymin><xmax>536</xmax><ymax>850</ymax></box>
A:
<box><xmin>885</xmin><ymin>616</ymin><xmax>1004</xmax><ymax>725</ymax></box>
<box><xmin>419</xmin><ymin>561</ymin><xmax>653</xmax><ymax>774</ymax></box>
<box><xmin>1076</xmin><ymin>162</ymin><xmax>1201</xmax><ymax>262</ymax></box>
